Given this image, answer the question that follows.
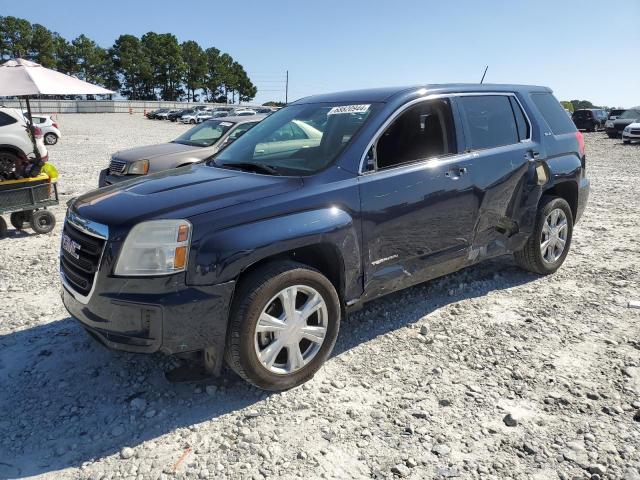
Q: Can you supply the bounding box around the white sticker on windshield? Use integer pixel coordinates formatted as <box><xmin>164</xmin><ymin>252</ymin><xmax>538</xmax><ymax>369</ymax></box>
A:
<box><xmin>219</xmin><ymin>122</ymin><xmax>233</xmax><ymax>126</ymax></box>
<box><xmin>327</xmin><ymin>104</ymin><xmax>370</xmax><ymax>115</ymax></box>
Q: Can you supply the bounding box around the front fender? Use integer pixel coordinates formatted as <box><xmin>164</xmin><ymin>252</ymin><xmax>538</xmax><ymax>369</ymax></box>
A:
<box><xmin>187</xmin><ymin>207</ymin><xmax>360</xmax><ymax>293</ymax></box>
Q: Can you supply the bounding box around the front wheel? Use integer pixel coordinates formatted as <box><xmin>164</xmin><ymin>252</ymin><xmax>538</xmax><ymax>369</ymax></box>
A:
<box><xmin>226</xmin><ymin>262</ymin><xmax>341</xmax><ymax>391</ymax></box>
<box><xmin>514</xmin><ymin>196</ymin><xmax>573</xmax><ymax>275</ymax></box>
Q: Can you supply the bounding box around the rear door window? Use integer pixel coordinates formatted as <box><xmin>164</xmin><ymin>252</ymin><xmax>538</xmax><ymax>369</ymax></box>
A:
<box><xmin>458</xmin><ymin>95</ymin><xmax>520</xmax><ymax>150</ymax></box>
<box><xmin>531</xmin><ymin>93</ymin><xmax>576</xmax><ymax>135</ymax></box>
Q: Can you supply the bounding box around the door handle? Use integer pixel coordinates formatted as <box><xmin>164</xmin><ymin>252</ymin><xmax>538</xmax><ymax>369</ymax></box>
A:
<box><xmin>445</xmin><ymin>166</ymin><xmax>467</xmax><ymax>179</ymax></box>
<box><xmin>526</xmin><ymin>150</ymin><xmax>541</xmax><ymax>161</ymax></box>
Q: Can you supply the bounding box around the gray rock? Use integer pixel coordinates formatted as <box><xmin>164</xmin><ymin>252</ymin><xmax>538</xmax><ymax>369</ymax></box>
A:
<box><xmin>589</xmin><ymin>464</ymin><xmax>607</xmax><ymax>476</ymax></box>
<box><xmin>205</xmin><ymin>385</ymin><xmax>218</xmax><ymax>396</ymax></box>
<box><xmin>419</xmin><ymin>325</ymin><xmax>429</xmax><ymax>335</ymax></box>
<box><xmin>436</xmin><ymin>467</ymin><xmax>460</xmax><ymax>478</ymax></box>
<box><xmin>130</xmin><ymin>397</ymin><xmax>147</xmax><ymax>410</ymax></box>
<box><xmin>503</xmin><ymin>413</ymin><xmax>519</xmax><ymax>427</ymax></box>
<box><xmin>330</xmin><ymin>379</ymin><xmax>346</xmax><ymax>389</ymax></box>
<box><xmin>432</xmin><ymin>444</ymin><xmax>451</xmax><ymax>456</ymax></box>
<box><xmin>625</xmin><ymin>469</ymin><xmax>640</xmax><ymax>480</ymax></box>
<box><xmin>120</xmin><ymin>447</ymin><xmax>135</xmax><ymax>460</ymax></box>
<box><xmin>391</xmin><ymin>464</ymin><xmax>411</xmax><ymax>477</ymax></box>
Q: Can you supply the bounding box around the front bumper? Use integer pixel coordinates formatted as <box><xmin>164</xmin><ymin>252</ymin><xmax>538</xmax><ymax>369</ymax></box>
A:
<box><xmin>62</xmin><ymin>249</ymin><xmax>235</xmax><ymax>372</ymax></box>
<box><xmin>622</xmin><ymin>132</ymin><xmax>640</xmax><ymax>141</ymax></box>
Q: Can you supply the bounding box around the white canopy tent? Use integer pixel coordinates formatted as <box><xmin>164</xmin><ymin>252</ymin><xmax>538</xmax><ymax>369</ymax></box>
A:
<box><xmin>0</xmin><ymin>58</ymin><xmax>114</xmax><ymax>165</ymax></box>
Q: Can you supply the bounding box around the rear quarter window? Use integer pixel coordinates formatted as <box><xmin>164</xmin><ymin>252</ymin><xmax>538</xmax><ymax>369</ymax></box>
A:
<box><xmin>531</xmin><ymin>93</ymin><xmax>576</xmax><ymax>135</ymax></box>
<box><xmin>0</xmin><ymin>111</ymin><xmax>18</xmax><ymax>127</ymax></box>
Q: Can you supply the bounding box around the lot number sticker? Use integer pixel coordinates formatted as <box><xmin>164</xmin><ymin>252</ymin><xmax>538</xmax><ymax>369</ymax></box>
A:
<box><xmin>327</xmin><ymin>104</ymin><xmax>370</xmax><ymax>115</ymax></box>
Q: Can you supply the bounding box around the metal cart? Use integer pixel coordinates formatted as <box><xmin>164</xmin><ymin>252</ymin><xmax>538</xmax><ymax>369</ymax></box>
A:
<box><xmin>0</xmin><ymin>173</ymin><xmax>58</xmax><ymax>238</ymax></box>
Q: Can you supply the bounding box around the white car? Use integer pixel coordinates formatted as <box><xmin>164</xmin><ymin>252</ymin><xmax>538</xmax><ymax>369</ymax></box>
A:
<box><xmin>233</xmin><ymin>109</ymin><xmax>257</xmax><ymax>117</ymax></box>
<box><xmin>0</xmin><ymin>107</ymin><xmax>48</xmax><ymax>180</ymax></box>
<box><xmin>30</xmin><ymin>114</ymin><xmax>61</xmax><ymax>145</ymax></box>
<box><xmin>195</xmin><ymin>111</ymin><xmax>214</xmax><ymax>123</ymax></box>
<box><xmin>180</xmin><ymin>112</ymin><xmax>199</xmax><ymax>124</ymax></box>
<box><xmin>622</xmin><ymin>122</ymin><xmax>640</xmax><ymax>144</ymax></box>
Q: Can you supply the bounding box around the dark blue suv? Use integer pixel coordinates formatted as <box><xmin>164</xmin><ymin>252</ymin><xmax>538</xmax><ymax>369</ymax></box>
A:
<box><xmin>60</xmin><ymin>84</ymin><xmax>589</xmax><ymax>390</ymax></box>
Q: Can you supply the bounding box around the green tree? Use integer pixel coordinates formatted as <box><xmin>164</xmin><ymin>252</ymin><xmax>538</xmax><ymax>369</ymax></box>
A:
<box><xmin>181</xmin><ymin>40</ymin><xmax>207</xmax><ymax>102</ymax></box>
<box><xmin>0</xmin><ymin>16</ymin><xmax>33</xmax><ymax>59</ymax></box>
<box><xmin>203</xmin><ymin>47</ymin><xmax>223</xmax><ymax>101</ymax></box>
<box><xmin>71</xmin><ymin>34</ymin><xmax>109</xmax><ymax>85</ymax></box>
<box><xmin>28</xmin><ymin>24</ymin><xmax>57</xmax><ymax>67</ymax></box>
<box><xmin>570</xmin><ymin>100</ymin><xmax>594</xmax><ymax>111</ymax></box>
<box><xmin>560</xmin><ymin>101</ymin><xmax>574</xmax><ymax>112</ymax></box>
<box><xmin>111</xmin><ymin>34</ymin><xmax>154</xmax><ymax>99</ymax></box>
<box><xmin>142</xmin><ymin>33</ymin><xmax>184</xmax><ymax>101</ymax></box>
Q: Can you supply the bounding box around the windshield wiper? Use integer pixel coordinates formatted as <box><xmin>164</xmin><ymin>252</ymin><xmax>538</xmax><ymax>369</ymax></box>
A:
<box><xmin>216</xmin><ymin>161</ymin><xmax>281</xmax><ymax>176</ymax></box>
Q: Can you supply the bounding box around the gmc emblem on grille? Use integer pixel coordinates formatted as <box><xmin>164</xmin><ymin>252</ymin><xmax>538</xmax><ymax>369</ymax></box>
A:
<box><xmin>62</xmin><ymin>234</ymin><xmax>81</xmax><ymax>259</ymax></box>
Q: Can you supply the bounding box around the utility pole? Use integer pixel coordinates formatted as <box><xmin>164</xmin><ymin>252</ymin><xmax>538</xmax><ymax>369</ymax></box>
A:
<box><xmin>285</xmin><ymin>70</ymin><xmax>289</xmax><ymax>105</ymax></box>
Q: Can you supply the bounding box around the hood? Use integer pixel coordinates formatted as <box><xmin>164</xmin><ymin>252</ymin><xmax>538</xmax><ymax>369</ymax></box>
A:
<box><xmin>71</xmin><ymin>164</ymin><xmax>302</xmax><ymax>230</ymax></box>
<box><xmin>113</xmin><ymin>142</ymin><xmax>200</xmax><ymax>162</ymax></box>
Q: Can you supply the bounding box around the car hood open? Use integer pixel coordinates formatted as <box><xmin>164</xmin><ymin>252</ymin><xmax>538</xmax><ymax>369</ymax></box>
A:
<box><xmin>113</xmin><ymin>142</ymin><xmax>201</xmax><ymax>162</ymax></box>
<box><xmin>71</xmin><ymin>164</ymin><xmax>302</xmax><ymax>230</ymax></box>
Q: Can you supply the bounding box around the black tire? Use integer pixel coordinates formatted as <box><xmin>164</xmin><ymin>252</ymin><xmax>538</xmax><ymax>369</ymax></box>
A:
<box><xmin>0</xmin><ymin>217</ymin><xmax>7</xmax><ymax>239</ymax></box>
<box><xmin>623</xmin><ymin>140</ymin><xmax>630</xmax><ymax>144</ymax></box>
<box><xmin>0</xmin><ymin>150</ymin><xmax>20</xmax><ymax>180</ymax></box>
<box><xmin>10</xmin><ymin>211</ymin><xmax>32</xmax><ymax>230</ymax></box>
<box><xmin>225</xmin><ymin>261</ymin><xmax>341</xmax><ymax>391</ymax></box>
<box><xmin>514</xmin><ymin>196</ymin><xmax>574</xmax><ymax>275</ymax></box>
<box><xmin>607</xmin><ymin>133</ymin><xmax>617</xmax><ymax>139</ymax></box>
<box><xmin>29</xmin><ymin>210</ymin><xmax>56</xmax><ymax>234</ymax></box>
<box><xmin>44</xmin><ymin>133</ymin><xmax>58</xmax><ymax>145</ymax></box>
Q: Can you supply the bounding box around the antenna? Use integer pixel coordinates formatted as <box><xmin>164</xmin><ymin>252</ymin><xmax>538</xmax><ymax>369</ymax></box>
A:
<box><xmin>480</xmin><ymin>66</ymin><xmax>488</xmax><ymax>84</ymax></box>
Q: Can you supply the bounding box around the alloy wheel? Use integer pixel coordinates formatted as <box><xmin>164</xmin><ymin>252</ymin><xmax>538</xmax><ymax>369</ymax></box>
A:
<box><xmin>540</xmin><ymin>208</ymin><xmax>568</xmax><ymax>264</ymax></box>
<box><xmin>254</xmin><ymin>285</ymin><xmax>328</xmax><ymax>375</ymax></box>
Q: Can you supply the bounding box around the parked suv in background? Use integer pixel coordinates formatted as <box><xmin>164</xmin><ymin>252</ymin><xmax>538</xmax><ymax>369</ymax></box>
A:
<box><xmin>62</xmin><ymin>84</ymin><xmax>589</xmax><ymax>391</ymax></box>
<box><xmin>98</xmin><ymin>115</ymin><xmax>265</xmax><ymax>187</ymax></box>
<box><xmin>606</xmin><ymin>107</ymin><xmax>640</xmax><ymax>138</ymax></box>
<box><xmin>0</xmin><ymin>107</ymin><xmax>48</xmax><ymax>180</ymax></box>
<box><xmin>572</xmin><ymin>108</ymin><xmax>607</xmax><ymax>132</ymax></box>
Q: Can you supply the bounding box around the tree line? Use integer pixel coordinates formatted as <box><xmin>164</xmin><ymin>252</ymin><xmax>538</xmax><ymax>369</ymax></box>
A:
<box><xmin>0</xmin><ymin>16</ymin><xmax>257</xmax><ymax>103</ymax></box>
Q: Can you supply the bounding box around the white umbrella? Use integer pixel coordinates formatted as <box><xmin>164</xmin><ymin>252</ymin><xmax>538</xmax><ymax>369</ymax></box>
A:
<box><xmin>0</xmin><ymin>58</ymin><xmax>114</xmax><ymax>96</ymax></box>
<box><xmin>0</xmin><ymin>58</ymin><xmax>115</xmax><ymax>170</ymax></box>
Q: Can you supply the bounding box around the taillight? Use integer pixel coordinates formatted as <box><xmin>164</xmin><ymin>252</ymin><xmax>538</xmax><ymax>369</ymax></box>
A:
<box><xmin>41</xmin><ymin>153</ymin><xmax>49</xmax><ymax>162</ymax></box>
<box><xmin>33</xmin><ymin>126</ymin><xmax>43</xmax><ymax>138</ymax></box>
<box><xmin>575</xmin><ymin>131</ymin><xmax>586</xmax><ymax>169</ymax></box>
<box><xmin>52</xmin><ymin>122</ymin><xmax>59</xmax><ymax>129</ymax></box>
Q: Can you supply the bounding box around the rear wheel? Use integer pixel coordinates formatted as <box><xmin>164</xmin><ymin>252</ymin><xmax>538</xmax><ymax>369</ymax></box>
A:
<box><xmin>30</xmin><ymin>210</ymin><xmax>56</xmax><ymax>234</ymax></box>
<box><xmin>44</xmin><ymin>133</ymin><xmax>58</xmax><ymax>145</ymax></box>
<box><xmin>0</xmin><ymin>151</ymin><xmax>20</xmax><ymax>180</ymax></box>
<box><xmin>10</xmin><ymin>211</ymin><xmax>32</xmax><ymax>230</ymax></box>
<box><xmin>515</xmin><ymin>196</ymin><xmax>573</xmax><ymax>275</ymax></box>
<box><xmin>0</xmin><ymin>217</ymin><xmax>7</xmax><ymax>239</ymax></box>
<box><xmin>226</xmin><ymin>261</ymin><xmax>341</xmax><ymax>390</ymax></box>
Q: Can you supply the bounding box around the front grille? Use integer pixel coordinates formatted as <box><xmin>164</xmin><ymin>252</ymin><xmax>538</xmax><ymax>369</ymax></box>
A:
<box><xmin>108</xmin><ymin>158</ymin><xmax>127</xmax><ymax>175</ymax></box>
<box><xmin>630</xmin><ymin>129</ymin><xmax>640</xmax><ymax>135</ymax></box>
<box><xmin>60</xmin><ymin>220</ymin><xmax>106</xmax><ymax>297</ymax></box>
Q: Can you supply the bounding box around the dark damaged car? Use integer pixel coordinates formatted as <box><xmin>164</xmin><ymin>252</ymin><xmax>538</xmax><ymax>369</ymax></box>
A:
<box><xmin>61</xmin><ymin>84</ymin><xmax>589</xmax><ymax>390</ymax></box>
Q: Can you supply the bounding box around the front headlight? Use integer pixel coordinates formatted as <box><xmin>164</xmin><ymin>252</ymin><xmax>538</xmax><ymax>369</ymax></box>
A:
<box><xmin>624</xmin><ymin>126</ymin><xmax>630</xmax><ymax>132</ymax></box>
<box><xmin>605</xmin><ymin>121</ymin><xmax>613</xmax><ymax>127</ymax></box>
<box><xmin>128</xmin><ymin>159</ymin><xmax>149</xmax><ymax>175</ymax></box>
<box><xmin>114</xmin><ymin>220</ymin><xmax>192</xmax><ymax>276</ymax></box>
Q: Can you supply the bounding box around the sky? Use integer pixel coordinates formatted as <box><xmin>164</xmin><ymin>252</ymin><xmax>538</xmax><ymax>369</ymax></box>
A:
<box><xmin>2</xmin><ymin>0</ymin><xmax>638</xmax><ymax>107</ymax></box>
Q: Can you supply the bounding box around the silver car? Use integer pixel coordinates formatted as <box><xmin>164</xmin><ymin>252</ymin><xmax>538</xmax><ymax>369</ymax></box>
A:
<box><xmin>98</xmin><ymin>115</ymin><xmax>266</xmax><ymax>187</ymax></box>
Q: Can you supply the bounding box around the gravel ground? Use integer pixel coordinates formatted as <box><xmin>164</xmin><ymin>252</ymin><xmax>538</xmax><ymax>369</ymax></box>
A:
<box><xmin>0</xmin><ymin>114</ymin><xmax>639</xmax><ymax>480</ymax></box>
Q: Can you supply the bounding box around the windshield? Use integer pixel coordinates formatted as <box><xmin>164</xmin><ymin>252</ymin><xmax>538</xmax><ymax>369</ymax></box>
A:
<box><xmin>173</xmin><ymin>120</ymin><xmax>235</xmax><ymax>147</ymax></box>
<box><xmin>619</xmin><ymin>109</ymin><xmax>640</xmax><ymax>120</ymax></box>
<box><xmin>211</xmin><ymin>102</ymin><xmax>380</xmax><ymax>175</ymax></box>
